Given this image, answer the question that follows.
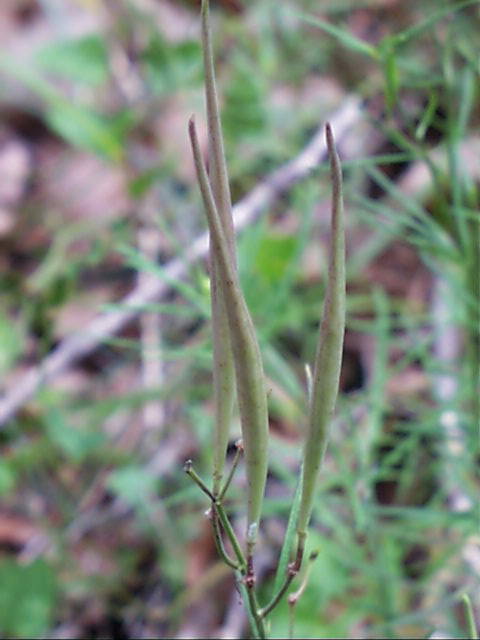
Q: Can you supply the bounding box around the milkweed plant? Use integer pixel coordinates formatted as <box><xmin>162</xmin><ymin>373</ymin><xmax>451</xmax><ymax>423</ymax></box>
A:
<box><xmin>185</xmin><ymin>2</ymin><xmax>345</xmax><ymax>637</ymax></box>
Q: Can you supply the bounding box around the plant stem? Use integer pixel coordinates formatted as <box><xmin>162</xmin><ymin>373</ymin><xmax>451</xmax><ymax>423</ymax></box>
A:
<box><xmin>184</xmin><ymin>460</ymin><xmax>216</xmax><ymax>501</ymax></box>
<box><xmin>462</xmin><ymin>593</ymin><xmax>479</xmax><ymax>640</ymax></box>
<box><xmin>260</xmin><ymin>532</ymin><xmax>306</xmax><ymax>618</ymax></box>
<box><xmin>214</xmin><ymin>501</ymin><xmax>246</xmax><ymax>571</ymax></box>
<box><xmin>260</xmin><ymin>570</ymin><xmax>296</xmax><ymax>620</ymax></box>
<box><xmin>235</xmin><ymin>570</ymin><xmax>262</xmax><ymax>639</ymax></box>
<box><xmin>186</xmin><ymin>460</ymin><xmax>266</xmax><ymax>637</ymax></box>
<box><xmin>218</xmin><ymin>440</ymin><xmax>243</xmax><ymax>501</ymax></box>
<box><xmin>287</xmin><ymin>551</ymin><xmax>319</xmax><ymax>639</ymax></box>
<box><xmin>211</xmin><ymin>507</ymin><xmax>240</xmax><ymax>570</ymax></box>
<box><xmin>185</xmin><ymin>460</ymin><xmax>246</xmax><ymax>570</ymax></box>
<box><xmin>214</xmin><ymin>500</ymin><xmax>265</xmax><ymax>638</ymax></box>
<box><xmin>288</xmin><ymin>550</ymin><xmax>319</xmax><ymax>605</ymax></box>
<box><xmin>246</xmin><ymin>580</ymin><xmax>267</xmax><ymax>640</ymax></box>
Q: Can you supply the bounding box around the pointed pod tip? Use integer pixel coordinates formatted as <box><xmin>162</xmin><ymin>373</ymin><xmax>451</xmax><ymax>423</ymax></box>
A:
<box><xmin>325</xmin><ymin>122</ymin><xmax>334</xmax><ymax>152</ymax></box>
<box><xmin>188</xmin><ymin>115</ymin><xmax>196</xmax><ymax>137</ymax></box>
<box><xmin>325</xmin><ymin>122</ymin><xmax>341</xmax><ymax>173</ymax></box>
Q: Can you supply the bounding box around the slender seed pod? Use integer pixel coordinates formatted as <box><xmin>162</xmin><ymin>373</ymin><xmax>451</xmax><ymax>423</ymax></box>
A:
<box><xmin>189</xmin><ymin>117</ymin><xmax>269</xmax><ymax>548</ymax></box>
<box><xmin>201</xmin><ymin>0</ymin><xmax>236</xmax><ymax>494</ymax></box>
<box><xmin>210</xmin><ymin>244</ymin><xmax>235</xmax><ymax>496</ymax></box>
<box><xmin>297</xmin><ymin>123</ymin><xmax>346</xmax><ymax>539</ymax></box>
<box><xmin>201</xmin><ymin>0</ymin><xmax>235</xmax><ymax>252</ymax></box>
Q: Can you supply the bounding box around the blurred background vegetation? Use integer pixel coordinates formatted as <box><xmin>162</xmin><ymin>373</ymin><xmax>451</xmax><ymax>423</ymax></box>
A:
<box><xmin>0</xmin><ymin>0</ymin><xmax>478</xmax><ymax>638</ymax></box>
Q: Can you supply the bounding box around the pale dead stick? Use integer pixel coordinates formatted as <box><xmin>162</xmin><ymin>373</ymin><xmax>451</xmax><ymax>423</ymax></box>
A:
<box><xmin>0</xmin><ymin>97</ymin><xmax>362</xmax><ymax>428</ymax></box>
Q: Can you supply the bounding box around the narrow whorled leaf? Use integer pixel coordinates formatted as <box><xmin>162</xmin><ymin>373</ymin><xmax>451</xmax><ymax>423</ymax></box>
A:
<box><xmin>189</xmin><ymin>117</ymin><xmax>269</xmax><ymax>546</ymax></box>
<box><xmin>201</xmin><ymin>0</ymin><xmax>236</xmax><ymax>494</ymax></box>
<box><xmin>297</xmin><ymin>123</ymin><xmax>346</xmax><ymax>538</ymax></box>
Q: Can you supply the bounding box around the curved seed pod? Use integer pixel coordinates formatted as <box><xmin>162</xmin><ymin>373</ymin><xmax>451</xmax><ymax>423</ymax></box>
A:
<box><xmin>189</xmin><ymin>117</ymin><xmax>269</xmax><ymax>547</ymax></box>
<box><xmin>201</xmin><ymin>0</ymin><xmax>236</xmax><ymax>494</ymax></box>
<box><xmin>297</xmin><ymin>123</ymin><xmax>346</xmax><ymax>538</ymax></box>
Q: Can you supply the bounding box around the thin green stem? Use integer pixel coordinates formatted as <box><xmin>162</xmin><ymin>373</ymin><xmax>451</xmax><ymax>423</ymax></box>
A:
<box><xmin>261</xmin><ymin>571</ymin><xmax>296</xmax><ymax>620</ymax></box>
<box><xmin>260</xmin><ymin>533</ymin><xmax>305</xmax><ymax>619</ymax></box>
<box><xmin>287</xmin><ymin>551</ymin><xmax>319</xmax><ymax>639</ymax></box>
<box><xmin>184</xmin><ymin>460</ymin><xmax>216</xmax><ymax>501</ymax></box>
<box><xmin>462</xmin><ymin>593</ymin><xmax>479</xmax><ymax>640</ymax></box>
<box><xmin>288</xmin><ymin>550</ymin><xmax>319</xmax><ymax>605</ymax></box>
<box><xmin>246</xmin><ymin>582</ymin><xmax>267</xmax><ymax>640</ymax></box>
<box><xmin>214</xmin><ymin>501</ymin><xmax>246</xmax><ymax>571</ymax></box>
<box><xmin>211</xmin><ymin>507</ymin><xmax>240</xmax><ymax>570</ymax></box>
<box><xmin>215</xmin><ymin>500</ymin><xmax>266</xmax><ymax>639</ymax></box>
<box><xmin>235</xmin><ymin>571</ymin><xmax>262</xmax><ymax>639</ymax></box>
<box><xmin>185</xmin><ymin>461</ymin><xmax>241</xmax><ymax>567</ymax></box>
<box><xmin>218</xmin><ymin>440</ymin><xmax>243</xmax><ymax>501</ymax></box>
<box><xmin>186</xmin><ymin>460</ymin><xmax>267</xmax><ymax>638</ymax></box>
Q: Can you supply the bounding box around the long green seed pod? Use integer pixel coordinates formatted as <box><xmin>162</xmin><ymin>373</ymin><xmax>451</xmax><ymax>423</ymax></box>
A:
<box><xmin>201</xmin><ymin>0</ymin><xmax>234</xmax><ymax>246</ymax></box>
<box><xmin>297</xmin><ymin>123</ymin><xmax>346</xmax><ymax>539</ymax></box>
<box><xmin>201</xmin><ymin>0</ymin><xmax>236</xmax><ymax>495</ymax></box>
<box><xmin>189</xmin><ymin>117</ymin><xmax>269</xmax><ymax>549</ymax></box>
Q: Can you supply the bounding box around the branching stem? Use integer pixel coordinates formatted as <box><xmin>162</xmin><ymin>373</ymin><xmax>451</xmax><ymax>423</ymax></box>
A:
<box><xmin>260</xmin><ymin>532</ymin><xmax>306</xmax><ymax>619</ymax></box>
<box><xmin>183</xmin><ymin>460</ymin><xmax>216</xmax><ymax>501</ymax></box>
<box><xmin>211</xmin><ymin>507</ymin><xmax>240</xmax><ymax>570</ymax></box>
<box><xmin>218</xmin><ymin>440</ymin><xmax>243</xmax><ymax>501</ymax></box>
<box><xmin>247</xmin><ymin>585</ymin><xmax>267</xmax><ymax>640</ymax></box>
<box><xmin>213</xmin><ymin>501</ymin><xmax>246</xmax><ymax>571</ymax></box>
<box><xmin>186</xmin><ymin>459</ymin><xmax>267</xmax><ymax>637</ymax></box>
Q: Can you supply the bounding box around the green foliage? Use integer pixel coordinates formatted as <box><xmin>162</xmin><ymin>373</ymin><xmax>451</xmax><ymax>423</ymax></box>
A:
<box><xmin>0</xmin><ymin>310</ymin><xmax>23</xmax><ymax>376</ymax></box>
<box><xmin>45</xmin><ymin>104</ymin><xmax>135</xmax><ymax>161</ymax></box>
<box><xmin>222</xmin><ymin>53</ymin><xmax>267</xmax><ymax>142</ymax></box>
<box><xmin>0</xmin><ymin>460</ymin><xmax>16</xmax><ymax>495</ymax></box>
<box><xmin>107</xmin><ymin>465</ymin><xmax>158</xmax><ymax>508</ymax></box>
<box><xmin>36</xmin><ymin>35</ymin><xmax>108</xmax><ymax>86</ymax></box>
<box><xmin>44</xmin><ymin>408</ymin><xmax>106</xmax><ymax>463</ymax></box>
<box><xmin>0</xmin><ymin>49</ymin><xmax>134</xmax><ymax>161</ymax></box>
<box><xmin>0</xmin><ymin>559</ymin><xmax>57</xmax><ymax>638</ymax></box>
<box><xmin>254</xmin><ymin>232</ymin><xmax>297</xmax><ymax>286</ymax></box>
<box><xmin>142</xmin><ymin>34</ymin><xmax>202</xmax><ymax>95</ymax></box>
